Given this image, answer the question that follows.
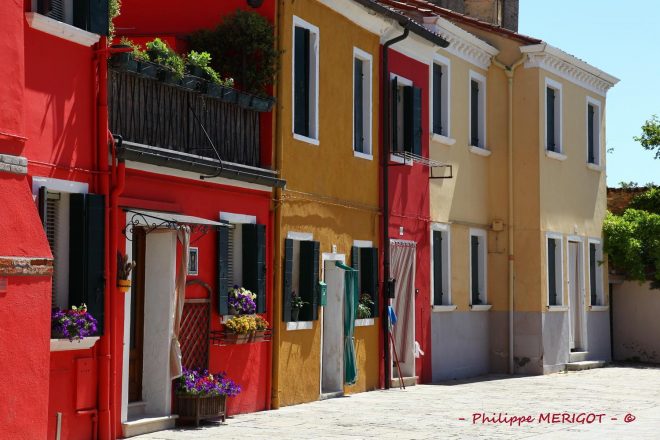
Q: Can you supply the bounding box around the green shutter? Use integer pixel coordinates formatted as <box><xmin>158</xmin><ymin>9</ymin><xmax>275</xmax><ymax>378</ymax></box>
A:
<box><xmin>391</xmin><ymin>77</ymin><xmax>399</xmax><ymax>152</ymax></box>
<box><xmin>589</xmin><ymin>243</ymin><xmax>597</xmax><ymax>305</ymax></box>
<box><xmin>351</xmin><ymin>246</ymin><xmax>359</xmax><ymax>270</ymax></box>
<box><xmin>470</xmin><ymin>80</ymin><xmax>479</xmax><ymax>146</ymax></box>
<box><xmin>433</xmin><ymin>64</ymin><xmax>443</xmax><ymax>135</ymax></box>
<box><xmin>294</xmin><ymin>27</ymin><xmax>310</xmax><ymax>137</ymax></box>
<box><xmin>299</xmin><ymin>240</ymin><xmax>320</xmax><ymax>321</ymax></box>
<box><xmin>471</xmin><ymin>235</ymin><xmax>480</xmax><ymax>305</ymax></box>
<box><xmin>588</xmin><ymin>104</ymin><xmax>595</xmax><ymax>163</ymax></box>
<box><xmin>547</xmin><ymin>87</ymin><xmax>556</xmax><ymax>151</ymax></box>
<box><xmin>360</xmin><ymin>247</ymin><xmax>379</xmax><ymax>317</ymax></box>
<box><xmin>282</xmin><ymin>239</ymin><xmax>293</xmax><ymax>322</ymax></box>
<box><xmin>403</xmin><ymin>86</ymin><xmax>413</xmax><ymax>153</ymax></box>
<box><xmin>412</xmin><ymin>87</ymin><xmax>422</xmax><ymax>156</ymax></box>
<box><xmin>73</xmin><ymin>0</ymin><xmax>109</xmax><ymax>36</ymax></box>
<box><xmin>354</xmin><ymin>58</ymin><xmax>364</xmax><ymax>153</ymax></box>
<box><xmin>38</xmin><ymin>186</ymin><xmax>48</xmax><ymax>229</ymax></box>
<box><xmin>242</xmin><ymin>224</ymin><xmax>266</xmax><ymax>314</ymax></box>
<box><xmin>217</xmin><ymin>224</ymin><xmax>230</xmax><ymax>315</ymax></box>
<box><xmin>433</xmin><ymin>230</ymin><xmax>443</xmax><ymax>306</ymax></box>
<box><xmin>37</xmin><ymin>0</ymin><xmax>53</xmax><ymax>16</ymax></box>
<box><xmin>548</xmin><ymin>238</ymin><xmax>557</xmax><ymax>306</ymax></box>
<box><xmin>69</xmin><ymin>193</ymin><xmax>105</xmax><ymax>334</ymax></box>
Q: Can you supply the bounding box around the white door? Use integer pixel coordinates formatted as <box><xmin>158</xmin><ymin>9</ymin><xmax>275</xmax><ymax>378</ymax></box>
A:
<box><xmin>568</xmin><ymin>241</ymin><xmax>584</xmax><ymax>351</ymax></box>
<box><xmin>322</xmin><ymin>261</ymin><xmax>344</xmax><ymax>394</ymax></box>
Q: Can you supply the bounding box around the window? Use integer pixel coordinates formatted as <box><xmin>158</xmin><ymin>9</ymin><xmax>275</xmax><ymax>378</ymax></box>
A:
<box><xmin>469</xmin><ymin>229</ymin><xmax>487</xmax><ymax>305</ymax></box>
<box><xmin>293</xmin><ymin>17</ymin><xmax>319</xmax><ymax>143</ymax></box>
<box><xmin>282</xmin><ymin>237</ymin><xmax>320</xmax><ymax>322</ymax></box>
<box><xmin>588</xmin><ymin>240</ymin><xmax>604</xmax><ymax>306</ymax></box>
<box><xmin>432</xmin><ymin>57</ymin><xmax>450</xmax><ymax>138</ymax></box>
<box><xmin>545</xmin><ymin>78</ymin><xmax>562</xmax><ymax>153</ymax></box>
<box><xmin>353</xmin><ymin>48</ymin><xmax>373</xmax><ymax>158</ymax></box>
<box><xmin>431</xmin><ymin>224</ymin><xmax>451</xmax><ymax>306</ymax></box>
<box><xmin>31</xmin><ymin>0</ymin><xmax>110</xmax><ymax>35</ymax></box>
<box><xmin>217</xmin><ymin>214</ymin><xmax>266</xmax><ymax>315</ymax></box>
<box><xmin>35</xmin><ymin>179</ymin><xmax>106</xmax><ymax>333</ymax></box>
<box><xmin>351</xmin><ymin>244</ymin><xmax>379</xmax><ymax>317</ymax></box>
<box><xmin>391</xmin><ymin>74</ymin><xmax>422</xmax><ymax>156</ymax></box>
<box><xmin>468</xmin><ymin>71</ymin><xmax>486</xmax><ymax>149</ymax></box>
<box><xmin>586</xmin><ymin>97</ymin><xmax>602</xmax><ymax>165</ymax></box>
<box><xmin>546</xmin><ymin>234</ymin><xmax>564</xmax><ymax>306</ymax></box>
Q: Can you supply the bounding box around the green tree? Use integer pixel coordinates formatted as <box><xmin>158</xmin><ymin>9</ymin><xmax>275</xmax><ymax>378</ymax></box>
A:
<box><xmin>633</xmin><ymin>115</ymin><xmax>660</xmax><ymax>159</ymax></box>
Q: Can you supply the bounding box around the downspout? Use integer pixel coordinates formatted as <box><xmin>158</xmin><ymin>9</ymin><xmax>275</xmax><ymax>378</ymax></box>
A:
<box><xmin>270</xmin><ymin>0</ymin><xmax>285</xmax><ymax>410</ymax></box>
<box><xmin>381</xmin><ymin>28</ymin><xmax>409</xmax><ymax>390</ymax></box>
<box><xmin>492</xmin><ymin>55</ymin><xmax>524</xmax><ymax>375</ymax></box>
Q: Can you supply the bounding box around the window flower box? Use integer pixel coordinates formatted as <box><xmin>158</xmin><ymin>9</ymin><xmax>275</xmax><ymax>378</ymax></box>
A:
<box><xmin>175</xmin><ymin>369</ymin><xmax>240</xmax><ymax>426</ymax></box>
<box><xmin>176</xmin><ymin>394</ymin><xmax>227</xmax><ymax>426</ymax></box>
<box><xmin>50</xmin><ymin>336</ymin><xmax>100</xmax><ymax>352</ymax></box>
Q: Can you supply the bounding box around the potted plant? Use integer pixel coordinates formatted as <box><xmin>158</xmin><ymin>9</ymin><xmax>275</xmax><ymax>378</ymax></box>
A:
<box><xmin>117</xmin><ymin>252</ymin><xmax>136</xmax><ymax>292</ymax></box>
<box><xmin>223</xmin><ymin>315</ymin><xmax>257</xmax><ymax>344</ymax></box>
<box><xmin>51</xmin><ymin>304</ymin><xmax>98</xmax><ymax>342</ymax></box>
<box><xmin>228</xmin><ymin>286</ymin><xmax>257</xmax><ymax>315</ymax></box>
<box><xmin>251</xmin><ymin>316</ymin><xmax>269</xmax><ymax>342</ymax></box>
<box><xmin>109</xmin><ymin>39</ymin><xmax>138</xmax><ymax>72</ymax></box>
<box><xmin>146</xmin><ymin>38</ymin><xmax>186</xmax><ymax>86</ymax></box>
<box><xmin>291</xmin><ymin>291</ymin><xmax>307</xmax><ymax>322</ymax></box>
<box><xmin>357</xmin><ymin>294</ymin><xmax>374</xmax><ymax>320</ymax></box>
<box><xmin>206</xmin><ymin>77</ymin><xmax>237</xmax><ymax>103</ymax></box>
<box><xmin>175</xmin><ymin>368</ymin><xmax>241</xmax><ymax>426</ymax></box>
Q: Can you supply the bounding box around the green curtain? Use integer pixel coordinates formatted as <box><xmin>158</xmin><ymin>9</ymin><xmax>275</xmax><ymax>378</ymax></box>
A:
<box><xmin>335</xmin><ymin>261</ymin><xmax>358</xmax><ymax>385</ymax></box>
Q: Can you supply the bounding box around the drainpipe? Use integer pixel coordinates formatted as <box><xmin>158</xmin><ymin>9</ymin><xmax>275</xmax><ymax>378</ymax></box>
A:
<box><xmin>381</xmin><ymin>28</ymin><xmax>409</xmax><ymax>390</ymax></box>
<box><xmin>492</xmin><ymin>55</ymin><xmax>524</xmax><ymax>375</ymax></box>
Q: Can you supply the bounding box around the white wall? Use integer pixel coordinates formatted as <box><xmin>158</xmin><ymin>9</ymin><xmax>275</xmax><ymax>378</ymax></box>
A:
<box><xmin>613</xmin><ymin>281</ymin><xmax>660</xmax><ymax>364</ymax></box>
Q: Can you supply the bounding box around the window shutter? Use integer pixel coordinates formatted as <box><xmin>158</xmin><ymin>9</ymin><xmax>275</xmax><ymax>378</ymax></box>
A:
<box><xmin>391</xmin><ymin>77</ymin><xmax>399</xmax><ymax>152</ymax></box>
<box><xmin>299</xmin><ymin>240</ymin><xmax>320</xmax><ymax>321</ymax></box>
<box><xmin>37</xmin><ymin>0</ymin><xmax>53</xmax><ymax>16</ymax></box>
<box><xmin>217</xmin><ymin>224</ymin><xmax>230</xmax><ymax>315</ymax></box>
<box><xmin>471</xmin><ymin>235</ymin><xmax>480</xmax><ymax>305</ymax></box>
<box><xmin>69</xmin><ymin>193</ymin><xmax>105</xmax><ymax>334</ymax></box>
<box><xmin>548</xmin><ymin>238</ymin><xmax>557</xmax><ymax>306</ymax></box>
<box><xmin>242</xmin><ymin>224</ymin><xmax>266</xmax><ymax>314</ymax></box>
<box><xmin>433</xmin><ymin>230</ymin><xmax>443</xmax><ymax>306</ymax></box>
<box><xmin>589</xmin><ymin>243</ymin><xmax>597</xmax><ymax>305</ymax></box>
<box><xmin>282</xmin><ymin>239</ymin><xmax>293</xmax><ymax>322</ymax></box>
<box><xmin>547</xmin><ymin>87</ymin><xmax>555</xmax><ymax>151</ymax></box>
<box><xmin>412</xmin><ymin>87</ymin><xmax>422</xmax><ymax>155</ymax></box>
<box><xmin>403</xmin><ymin>86</ymin><xmax>413</xmax><ymax>154</ymax></box>
<box><xmin>433</xmin><ymin>64</ymin><xmax>443</xmax><ymax>135</ymax></box>
<box><xmin>470</xmin><ymin>80</ymin><xmax>480</xmax><ymax>146</ymax></box>
<box><xmin>360</xmin><ymin>247</ymin><xmax>379</xmax><ymax>317</ymax></box>
<box><xmin>354</xmin><ymin>58</ymin><xmax>364</xmax><ymax>153</ymax></box>
<box><xmin>587</xmin><ymin>104</ymin><xmax>595</xmax><ymax>163</ymax></box>
<box><xmin>38</xmin><ymin>186</ymin><xmax>49</xmax><ymax>230</ymax></box>
<box><xmin>351</xmin><ymin>246</ymin><xmax>359</xmax><ymax>270</ymax></box>
<box><xmin>38</xmin><ymin>187</ymin><xmax>58</xmax><ymax>309</ymax></box>
<box><xmin>294</xmin><ymin>27</ymin><xmax>310</xmax><ymax>137</ymax></box>
<box><xmin>89</xmin><ymin>0</ymin><xmax>110</xmax><ymax>36</ymax></box>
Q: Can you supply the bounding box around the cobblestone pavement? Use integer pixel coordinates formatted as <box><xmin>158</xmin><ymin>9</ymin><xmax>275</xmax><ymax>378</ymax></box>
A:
<box><xmin>136</xmin><ymin>365</ymin><xmax>660</xmax><ymax>439</ymax></box>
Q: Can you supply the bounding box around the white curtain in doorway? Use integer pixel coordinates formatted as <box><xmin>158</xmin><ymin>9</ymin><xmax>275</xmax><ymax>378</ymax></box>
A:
<box><xmin>390</xmin><ymin>241</ymin><xmax>416</xmax><ymax>373</ymax></box>
<box><xmin>170</xmin><ymin>225</ymin><xmax>190</xmax><ymax>379</ymax></box>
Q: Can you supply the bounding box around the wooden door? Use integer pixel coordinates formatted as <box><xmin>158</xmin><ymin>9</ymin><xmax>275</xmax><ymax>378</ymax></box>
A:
<box><xmin>129</xmin><ymin>228</ymin><xmax>146</xmax><ymax>403</ymax></box>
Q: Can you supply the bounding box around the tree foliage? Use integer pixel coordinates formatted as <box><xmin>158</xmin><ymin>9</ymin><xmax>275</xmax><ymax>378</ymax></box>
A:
<box><xmin>633</xmin><ymin>115</ymin><xmax>660</xmax><ymax>160</ymax></box>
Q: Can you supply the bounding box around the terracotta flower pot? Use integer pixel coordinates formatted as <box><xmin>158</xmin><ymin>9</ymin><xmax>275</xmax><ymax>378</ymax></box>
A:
<box><xmin>117</xmin><ymin>279</ymin><xmax>131</xmax><ymax>292</ymax></box>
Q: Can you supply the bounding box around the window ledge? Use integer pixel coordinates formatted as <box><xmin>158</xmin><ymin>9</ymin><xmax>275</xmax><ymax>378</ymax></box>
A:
<box><xmin>586</xmin><ymin>162</ymin><xmax>602</xmax><ymax>172</ymax></box>
<box><xmin>25</xmin><ymin>13</ymin><xmax>100</xmax><ymax>47</ymax></box>
<box><xmin>469</xmin><ymin>304</ymin><xmax>492</xmax><ymax>311</ymax></box>
<box><xmin>354</xmin><ymin>151</ymin><xmax>373</xmax><ymax>161</ymax></box>
<box><xmin>468</xmin><ymin>146</ymin><xmax>492</xmax><ymax>157</ymax></box>
<box><xmin>431</xmin><ymin>133</ymin><xmax>456</xmax><ymax>146</ymax></box>
<box><xmin>589</xmin><ymin>305</ymin><xmax>609</xmax><ymax>312</ymax></box>
<box><xmin>547</xmin><ymin>305</ymin><xmax>568</xmax><ymax>312</ymax></box>
<box><xmin>50</xmin><ymin>336</ymin><xmax>100</xmax><ymax>352</ymax></box>
<box><xmin>390</xmin><ymin>154</ymin><xmax>412</xmax><ymax>166</ymax></box>
<box><xmin>293</xmin><ymin>133</ymin><xmax>319</xmax><ymax>146</ymax></box>
<box><xmin>545</xmin><ymin>150</ymin><xmax>567</xmax><ymax>161</ymax></box>
<box><xmin>432</xmin><ymin>305</ymin><xmax>457</xmax><ymax>312</ymax></box>
<box><xmin>286</xmin><ymin>321</ymin><xmax>314</xmax><ymax>331</ymax></box>
<box><xmin>355</xmin><ymin>318</ymin><xmax>375</xmax><ymax>327</ymax></box>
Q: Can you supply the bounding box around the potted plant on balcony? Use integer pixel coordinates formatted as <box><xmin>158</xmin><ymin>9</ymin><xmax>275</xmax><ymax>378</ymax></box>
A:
<box><xmin>357</xmin><ymin>294</ymin><xmax>374</xmax><ymax>320</ymax></box>
<box><xmin>147</xmin><ymin>38</ymin><xmax>186</xmax><ymax>86</ymax></box>
<box><xmin>185</xmin><ymin>50</ymin><xmax>234</xmax><ymax>98</ymax></box>
<box><xmin>109</xmin><ymin>40</ymin><xmax>138</xmax><ymax>73</ymax></box>
<box><xmin>117</xmin><ymin>252</ymin><xmax>136</xmax><ymax>292</ymax></box>
<box><xmin>223</xmin><ymin>315</ymin><xmax>257</xmax><ymax>344</ymax></box>
<box><xmin>175</xmin><ymin>368</ymin><xmax>241</xmax><ymax>426</ymax></box>
<box><xmin>228</xmin><ymin>286</ymin><xmax>257</xmax><ymax>315</ymax></box>
<box><xmin>291</xmin><ymin>291</ymin><xmax>307</xmax><ymax>322</ymax></box>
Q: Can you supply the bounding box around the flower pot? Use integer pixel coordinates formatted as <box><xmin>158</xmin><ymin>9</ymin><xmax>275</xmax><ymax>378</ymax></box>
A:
<box><xmin>158</xmin><ymin>69</ymin><xmax>182</xmax><ymax>86</ymax></box>
<box><xmin>252</xmin><ymin>329</ymin><xmax>266</xmax><ymax>342</ymax></box>
<box><xmin>224</xmin><ymin>331</ymin><xmax>249</xmax><ymax>344</ymax></box>
<box><xmin>117</xmin><ymin>279</ymin><xmax>131</xmax><ymax>292</ymax></box>
<box><xmin>205</xmin><ymin>84</ymin><xmax>237</xmax><ymax>103</ymax></box>
<box><xmin>137</xmin><ymin>60</ymin><xmax>159</xmax><ymax>79</ymax></box>
<box><xmin>188</xmin><ymin>65</ymin><xmax>207</xmax><ymax>79</ymax></box>
<box><xmin>291</xmin><ymin>308</ymin><xmax>300</xmax><ymax>322</ymax></box>
<box><xmin>181</xmin><ymin>75</ymin><xmax>201</xmax><ymax>91</ymax></box>
<box><xmin>249</xmin><ymin>96</ymin><xmax>275</xmax><ymax>112</ymax></box>
<box><xmin>236</xmin><ymin>91</ymin><xmax>254</xmax><ymax>109</ymax></box>
<box><xmin>175</xmin><ymin>394</ymin><xmax>227</xmax><ymax>426</ymax></box>
<box><xmin>109</xmin><ymin>48</ymin><xmax>138</xmax><ymax>73</ymax></box>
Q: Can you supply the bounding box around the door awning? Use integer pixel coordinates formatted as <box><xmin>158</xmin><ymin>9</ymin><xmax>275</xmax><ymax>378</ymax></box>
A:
<box><xmin>123</xmin><ymin>209</ymin><xmax>228</xmax><ymax>240</ymax></box>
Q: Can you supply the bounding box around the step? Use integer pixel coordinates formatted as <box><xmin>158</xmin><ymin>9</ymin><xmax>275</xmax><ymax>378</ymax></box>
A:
<box><xmin>569</xmin><ymin>351</ymin><xmax>589</xmax><ymax>363</ymax></box>
<box><xmin>390</xmin><ymin>376</ymin><xmax>417</xmax><ymax>388</ymax></box>
<box><xmin>565</xmin><ymin>361</ymin><xmax>606</xmax><ymax>371</ymax></box>
<box><xmin>320</xmin><ymin>391</ymin><xmax>344</xmax><ymax>400</ymax></box>
<box><xmin>122</xmin><ymin>414</ymin><xmax>178</xmax><ymax>438</ymax></box>
<box><xmin>127</xmin><ymin>401</ymin><xmax>147</xmax><ymax>419</ymax></box>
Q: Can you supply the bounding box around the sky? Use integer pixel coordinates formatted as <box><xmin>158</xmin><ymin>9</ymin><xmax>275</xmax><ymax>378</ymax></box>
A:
<box><xmin>519</xmin><ymin>0</ymin><xmax>659</xmax><ymax>187</ymax></box>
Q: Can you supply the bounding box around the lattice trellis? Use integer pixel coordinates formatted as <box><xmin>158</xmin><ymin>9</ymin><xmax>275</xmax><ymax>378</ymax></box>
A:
<box><xmin>180</xmin><ymin>299</ymin><xmax>210</xmax><ymax>371</ymax></box>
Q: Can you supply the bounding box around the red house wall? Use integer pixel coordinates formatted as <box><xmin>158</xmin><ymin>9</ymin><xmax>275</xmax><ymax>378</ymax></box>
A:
<box><xmin>386</xmin><ymin>48</ymin><xmax>433</xmax><ymax>383</ymax></box>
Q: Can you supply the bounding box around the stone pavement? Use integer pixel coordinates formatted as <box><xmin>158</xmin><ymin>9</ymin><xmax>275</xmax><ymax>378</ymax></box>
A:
<box><xmin>135</xmin><ymin>365</ymin><xmax>660</xmax><ymax>439</ymax></box>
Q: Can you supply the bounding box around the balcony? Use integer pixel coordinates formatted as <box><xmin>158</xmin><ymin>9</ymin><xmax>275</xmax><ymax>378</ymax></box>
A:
<box><xmin>109</xmin><ymin>68</ymin><xmax>284</xmax><ymax>188</ymax></box>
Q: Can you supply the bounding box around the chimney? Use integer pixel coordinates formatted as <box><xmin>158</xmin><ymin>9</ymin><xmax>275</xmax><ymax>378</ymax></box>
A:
<box><xmin>430</xmin><ymin>0</ymin><xmax>519</xmax><ymax>32</ymax></box>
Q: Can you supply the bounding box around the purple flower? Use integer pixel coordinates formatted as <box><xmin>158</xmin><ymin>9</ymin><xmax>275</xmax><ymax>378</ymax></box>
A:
<box><xmin>176</xmin><ymin>368</ymin><xmax>242</xmax><ymax>397</ymax></box>
<box><xmin>51</xmin><ymin>304</ymin><xmax>98</xmax><ymax>341</ymax></box>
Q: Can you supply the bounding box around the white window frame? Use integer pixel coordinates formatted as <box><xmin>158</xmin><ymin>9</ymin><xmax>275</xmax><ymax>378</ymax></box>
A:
<box><xmin>468</xmin><ymin>70</ymin><xmax>487</xmax><ymax>151</ymax></box>
<box><xmin>430</xmin><ymin>54</ymin><xmax>452</xmax><ymax>143</ymax></box>
<box><xmin>26</xmin><ymin>1</ymin><xmax>100</xmax><ymax>47</ymax></box>
<box><xmin>468</xmin><ymin>228</ymin><xmax>488</xmax><ymax>307</ymax></box>
<box><xmin>286</xmin><ymin>231</ymin><xmax>314</xmax><ymax>330</ymax></box>
<box><xmin>292</xmin><ymin>16</ymin><xmax>320</xmax><ymax>146</ymax></box>
<box><xmin>431</xmin><ymin>223</ymin><xmax>452</xmax><ymax>309</ymax></box>
<box><xmin>546</xmin><ymin>232</ymin><xmax>565</xmax><ymax>308</ymax></box>
<box><xmin>545</xmin><ymin>78</ymin><xmax>563</xmax><ymax>154</ymax></box>
<box><xmin>389</xmin><ymin>73</ymin><xmax>414</xmax><ymax>165</ymax></box>
<box><xmin>588</xmin><ymin>238</ymin><xmax>604</xmax><ymax>307</ymax></box>
<box><xmin>353</xmin><ymin>47</ymin><xmax>373</xmax><ymax>160</ymax></box>
<box><xmin>586</xmin><ymin>96</ymin><xmax>602</xmax><ymax>166</ymax></box>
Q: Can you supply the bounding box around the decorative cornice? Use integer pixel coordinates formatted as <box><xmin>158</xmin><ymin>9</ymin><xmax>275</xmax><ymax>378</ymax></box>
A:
<box><xmin>520</xmin><ymin>44</ymin><xmax>619</xmax><ymax>97</ymax></box>
<box><xmin>423</xmin><ymin>16</ymin><xmax>498</xmax><ymax>70</ymax></box>
<box><xmin>0</xmin><ymin>257</ymin><xmax>53</xmax><ymax>276</ymax></box>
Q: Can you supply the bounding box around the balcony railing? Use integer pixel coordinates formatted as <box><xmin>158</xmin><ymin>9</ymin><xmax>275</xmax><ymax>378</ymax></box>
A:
<box><xmin>109</xmin><ymin>69</ymin><xmax>261</xmax><ymax>168</ymax></box>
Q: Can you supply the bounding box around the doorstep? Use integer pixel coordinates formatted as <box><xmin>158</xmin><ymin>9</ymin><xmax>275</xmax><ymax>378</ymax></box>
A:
<box><xmin>390</xmin><ymin>376</ymin><xmax>417</xmax><ymax>388</ymax></box>
<box><xmin>569</xmin><ymin>351</ymin><xmax>589</xmax><ymax>363</ymax></box>
<box><xmin>122</xmin><ymin>414</ymin><xmax>178</xmax><ymax>438</ymax></box>
<box><xmin>565</xmin><ymin>361</ymin><xmax>607</xmax><ymax>372</ymax></box>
